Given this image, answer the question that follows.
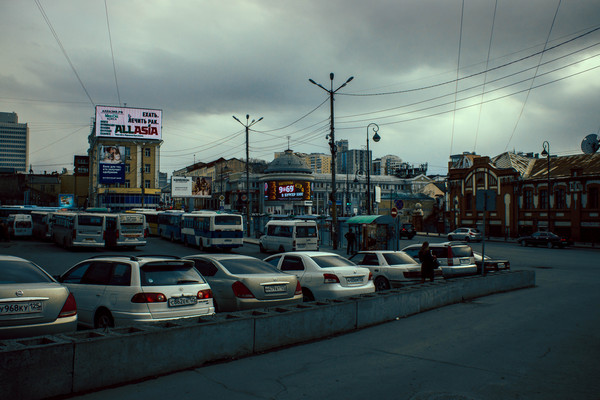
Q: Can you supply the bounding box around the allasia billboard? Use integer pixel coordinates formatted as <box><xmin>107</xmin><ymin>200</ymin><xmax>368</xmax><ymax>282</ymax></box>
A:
<box><xmin>99</xmin><ymin>145</ymin><xmax>125</xmax><ymax>184</ymax></box>
<box><xmin>264</xmin><ymin>180</ymin><xmax>311</xmax><ymax>201</ymax></box>
<box><xmin>95</xmin><ymin>105</ymin><xmax>162</xmax><ymax>140</ymax></box>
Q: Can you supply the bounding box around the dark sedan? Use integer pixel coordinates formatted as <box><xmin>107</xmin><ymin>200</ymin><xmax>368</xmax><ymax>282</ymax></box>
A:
<box><xmin>517</xmin><ymin>231</ymin><xmax>572</xmax><ymax>248</ymax></box>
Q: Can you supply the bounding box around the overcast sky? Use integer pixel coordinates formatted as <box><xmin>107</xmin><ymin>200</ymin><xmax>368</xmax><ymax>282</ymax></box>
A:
<box><xmin>2</xmin><ymin>0</ymin><xmax>599</xmax><ymax>176</ymax></box>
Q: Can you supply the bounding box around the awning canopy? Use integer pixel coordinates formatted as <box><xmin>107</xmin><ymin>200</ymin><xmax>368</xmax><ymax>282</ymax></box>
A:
<box><xmin>346</xmin><ymin>215</ymin><xmax>395</xmax><ymax>225</ymax></box>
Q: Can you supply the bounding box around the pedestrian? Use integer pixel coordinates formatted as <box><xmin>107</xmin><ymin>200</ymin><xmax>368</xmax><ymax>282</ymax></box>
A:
<box><xmin>418</xmin><ymin>241</ymin><xmax>436</xmax><ymax>283</ymax></box>
<box><xmin>344</xmin><ymin>228</ymin><xmax>356</xmax><ymax>255</ymax></box>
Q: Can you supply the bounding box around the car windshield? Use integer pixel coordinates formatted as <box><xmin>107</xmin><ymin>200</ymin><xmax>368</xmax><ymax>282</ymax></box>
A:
<box><xmin>0</xmin><ymin>260</ymin><xmax>53</xmax><ymax>284</ymax></box>
<box><xmin>451</xmin><ymin>246</ymin><xmax>473</xmax><ymax>258</ymax></box>
<box><xmin>311</xmin><ymin>255</ymin><xmax>356</xmax><ymax>268</ymax></box>
<box><xmin>140</xmin><ymin>262</ymin><xmax>205</xmax><ymax>286</ymax></box>
<box><xmin>220</xmin><ymin>258</ymin><xmax>281</xmax><ymax>275</ymax></box>
<box><xmin>383</xmin><ymin>252</ymin><xmax>418</xmax><ymax>265</ymax></box>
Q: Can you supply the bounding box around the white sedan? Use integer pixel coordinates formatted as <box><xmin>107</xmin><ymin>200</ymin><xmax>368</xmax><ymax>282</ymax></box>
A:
<box><xmin>348</xmin><ymin>250</ymin><xmax>442</xmax><ymax>291</ymax></box>
<box><xmin>264</xmin><ymin>252</ymin><xmax>374</xmax><ymax>302</ymax></box>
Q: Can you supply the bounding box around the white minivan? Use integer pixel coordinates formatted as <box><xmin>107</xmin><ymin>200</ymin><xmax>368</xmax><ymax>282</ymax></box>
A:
<box><xmin>259</xmin><ymin>220</ymin><xmax>319</xmax><ymax>253</ymax></box>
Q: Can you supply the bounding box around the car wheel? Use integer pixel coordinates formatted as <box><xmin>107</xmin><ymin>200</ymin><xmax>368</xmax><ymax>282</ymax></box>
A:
<box><xmin>374</xmin><ymin>276</ymin><xmax>390</xmax><ymax>292</ymax></box>
<box><xmin>465</xmin><ymin>236</ymin><xmax>471</xmax><ymax>242</ymax></box>
<box><xmin>448</xmin><ymin>235</ymin><xmax>453</xmax><ymax>241</ymax></box>
<box><xmin>520</xmin><ymin>240</ymin><xmax>526</xmax><ymax>247</ymax></box>
<box><xmin>278</xmin><ymin>245</ymin><xmax>285</xmax><ymax>253</ymax></box>
<box><xmin>259</xmin><ymin>243</ymin><xmax>266</xmax><ymax>253</ymax></box>
<box><xmin>302</xmin><ymin>288</ymin><xmax>315</xmax><ymax>302</ymax></box>
<box><xmin>94</xmin><ymin>309</ymin><xmax>114</xmax><ymax>329</ymax></box>
<box><xmin>547</xmin><ymin>242</ymin><xmax>553</xmax><ymax>249</ymax></box>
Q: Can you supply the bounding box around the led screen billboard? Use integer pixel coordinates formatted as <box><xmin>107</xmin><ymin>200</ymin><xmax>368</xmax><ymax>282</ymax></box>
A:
<box><xmin>99</xmin><ymin>145</ymin><xmax>125</xmax><ymax>184</ymax></box>
<box><xmin>95</xmin><ymin>105</ymin><xmax>162</xmax><ymax>140</ymax></box>
<box><xmin>264</xmin><ymin>180</ymin><xmax>311</xmax><ymax>201</ymax></box>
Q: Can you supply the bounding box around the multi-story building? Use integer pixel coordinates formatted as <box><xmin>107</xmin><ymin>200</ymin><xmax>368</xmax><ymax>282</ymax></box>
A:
<box><xmin>275</xmin><ymin>151</ymin><xmax>331</xmax><ymax>174</ymax></box>
<box><xmin>87</xmin><ymin>106</ymin><xmax>163</xmax><ymax>211</ymax></box>
<box><xmin>0</xmin><ymin>112</ymin><xmax>28</xmax><ymax>173</ymax></box>
<box><xmin>373</xmin><ymin>155</ymin><xmax>403</xmax><ymax>175</ymax></box>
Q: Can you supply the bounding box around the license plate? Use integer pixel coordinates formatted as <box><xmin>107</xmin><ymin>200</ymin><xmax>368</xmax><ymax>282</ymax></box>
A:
<box><xmin>0</xmin><ymin>301</ymin><xmax>43</xmax><ymax>315</ymax></box>
<box><xmin>347</xmin><ymin>276</ymin><xmax>363</xmax><ymax>284</ymax></box>
<box><xmin>168</xmin><ymin>296</ymin><xmax>197</xmax><ymax>307</ymax></box>
<box><xmin>460</xmin><ymin>259</ymin><xmax>470</xmax><ymax>265</ymax></box>
<box><xmin>264</xmin><ymin>284</ymin><xmax>286</xmax><ymax>294</ymax></box>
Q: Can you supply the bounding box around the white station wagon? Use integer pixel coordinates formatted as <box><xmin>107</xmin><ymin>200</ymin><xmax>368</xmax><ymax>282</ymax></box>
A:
<box><xmin>58</xmin><ymin>255</ymin><xmax>215</xmax><ymax>329</ymax></box>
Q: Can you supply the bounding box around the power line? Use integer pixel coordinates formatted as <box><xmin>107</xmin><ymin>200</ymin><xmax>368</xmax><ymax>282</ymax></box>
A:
<box><xmin>104</xmin><ymin>0</ymin><xmax>122</xmax><ymax>106</ymax></box>
<box><xmin>451</xmin><ymin>0</ymin><xmax>465</xmax><ymax>156</ymax></box>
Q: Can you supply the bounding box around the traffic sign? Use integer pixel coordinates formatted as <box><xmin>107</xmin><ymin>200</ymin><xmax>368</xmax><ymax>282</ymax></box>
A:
<box><xmin>391</xmin><ymin>207</ymin><xmax>398</xmax><ymax>218</ymax></box>
<box><xmin>394</xmin><ymin>199</ymin><xmax>404</xmax><ymax>210</ymax></box>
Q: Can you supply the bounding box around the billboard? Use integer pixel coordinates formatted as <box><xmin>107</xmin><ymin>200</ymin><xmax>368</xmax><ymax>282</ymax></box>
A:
<box><xmin>95</xmin><ymin>105</ymin><xmax>162</xmax><ymax>140</ymax></box>
<box><xmin>58</xmin><ymin>194</ymin><xmax>75</xmax><ymax>208</ymax></box>
<box><xmin>264</xmin><ymin>180</ymin><xmax>311</xmax><ymax>201</ymax></box>
<box><xmin>99</xmin><ymin>145</ymin><xmax>125</xmax><ymax>184</ymax></box>
<box><xmin>192</xmin><ymin>176</ymin><xmax>212</xmax><ymax>198</ymax></box>
<box><xmin>171</xmin><ymin>176</ymin><xmax>192</xmax><ymax>197</ymax></box>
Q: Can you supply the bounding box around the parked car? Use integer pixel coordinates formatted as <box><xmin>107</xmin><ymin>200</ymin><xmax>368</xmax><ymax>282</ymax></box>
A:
<box><xmin>348</xmin><ymin>250</ymin><xmax>441</xmax><ymax>291</ymax></box>
<box><xmin>58</xmin><ymin>255</ymin><xmax>214</xmax><ymax>329</ymax></box>
<box><xmin>473</xmin><ymin>252</ymin><xmax>510</xmax><ymax>273</ymax></box>
<box><xmin>398</xmin><ymin>223</ymin><xmax>416</xmax><ymax>239</ymax></box>
<box><xmin>402</xmin><ymin>242</ymin><xmax>478</xmax><ymax>278</ymax></box>
<box><xmin>183</xmin><ymin>254</ymin><xmax>303</xmax><ymax>312</ymax></box>
<box><xmin>1</xmin><ymin>255</ymin><xmax>77</xmax><ymax>339</ymax></box>
<box><xmin>447</xmin><ymin>227</ymin><xmax>482</xmax><ymax>242</ymax></box>
<box><xmin>517</xmin><ymin>231</ymin><xmax>572</xmax><ymax>248</ymax></box>
<box><xmin>264</xmin><ymin>252</ymin><xmax>374</xmax><ymax>301</ymax></box>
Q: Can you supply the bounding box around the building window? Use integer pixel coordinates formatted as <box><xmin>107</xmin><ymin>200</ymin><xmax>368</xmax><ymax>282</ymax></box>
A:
<box><xmin>555</xmin><ymin>188</ymin><xmax>566</xmax><ymax>209</ymax></box>
<box><xmin>524</xmin><ymin>189</ymin><xmax>533</xmax><ymax>209</ymax></box>
<box><xmin>144</xmin><ymin>148</ymin><xmax>151</xmax><ymax>157</ymax></box>
<box><xmin>539</xmin><ymin>189</ymin><xmax>548</xmax><ymax>209</ymax></box>
<box><xmin>145</xmin><ymin>180</ymin><xmax>151</xmax><ymax>189</ymax></box>
<box><xmin>125</xmin><ymin>164</ymin><xmax>130</xmax><ymax>173</ymax></box>
<box><xmin>124</xmin><ymin>147</ymin><xmax>130</xmax><ymax>158</ymax></box>
<box><xmin>589</xmin><ymin>187</ymin><xmax>599</xmax><ymax>209</ymax></box>
<box><xmin>124</xmin><ymin>180</ymin><xmax>130</xmax><ymax>188</ymax></box>
<box><xmin>465</xmin><ymin>193</ymin><xmax>473</xmax><ymax>210</ymax></box>
<box><xmin>144</xmin><ymin>164</ymin><xmax>151</xmax><ymax>174</ymax></box>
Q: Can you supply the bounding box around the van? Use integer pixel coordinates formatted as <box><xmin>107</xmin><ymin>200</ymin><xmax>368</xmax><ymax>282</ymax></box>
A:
<box><xmin>259</xmin><ymin>220</ymin><xmax>319</xmax><ymax>253</ymax></box>
<box><xmin>8</xmin><ymin>214</ymin><xmax>33</xmax><ymax>238</ymax></box>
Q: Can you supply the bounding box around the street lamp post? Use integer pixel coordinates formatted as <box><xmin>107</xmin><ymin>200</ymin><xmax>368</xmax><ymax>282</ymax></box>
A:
<box><xmin>541</xmin><ymin>141</ymin><xmax>551</xmax><ymax>231</ymax></box>
<box><xmin>366</xmin><ymin>123</ymin><xmax>381</xmax><ymax>215</ymax></box>
<box><xmin>233</xmin><ymin>114</ymin><xmax>263</xmax><ymax>237</ymax></box>
<box><xmin>309</xmin><ymin>73</ymin><xmax>354</xmax><ymax>250</ymax></box>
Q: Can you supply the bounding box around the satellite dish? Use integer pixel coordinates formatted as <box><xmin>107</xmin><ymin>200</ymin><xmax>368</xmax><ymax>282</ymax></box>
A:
<box><xmin>581</xmin><ymin>134</ymin><xmax>600</xmax><ymax>154</ymax></box>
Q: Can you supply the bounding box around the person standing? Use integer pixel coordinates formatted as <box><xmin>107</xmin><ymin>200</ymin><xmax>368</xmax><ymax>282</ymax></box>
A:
<box><xmin>418</xmin><ymin>241</ymin><xmax>436</xmax><ymax>283</ymax></box>
<box><xmin>344</xmin><ymin>228</ymin><xmax>356</xmax><ymax>255</ymax></box>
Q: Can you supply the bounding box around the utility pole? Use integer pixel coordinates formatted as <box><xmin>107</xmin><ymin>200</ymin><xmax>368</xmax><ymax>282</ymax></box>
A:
<box><xmin>233</xmin><ymin>114</ymin><xmax>263</xmax><ymax>237</ymax></box>
<box><xmin>309</xmin><ymin>73</ymin><xmax>354</xmax><ymax>250</ymax></box>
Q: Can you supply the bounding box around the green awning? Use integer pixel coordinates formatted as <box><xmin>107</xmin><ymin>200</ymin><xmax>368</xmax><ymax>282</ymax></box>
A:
<box><xmin>346</xmin><ymin>215</ymin><xmax>395</xmax><ymax>225</ymax></box>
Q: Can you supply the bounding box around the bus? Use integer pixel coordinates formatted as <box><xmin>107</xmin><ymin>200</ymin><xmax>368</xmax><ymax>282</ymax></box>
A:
<box><xmin>104</xmin><ymin>213</ymin><xmax>147</xmax><ymax>248</ymax></box>
<box><xmin>7</xmin><ymin>214</ymin><xmax>33</xmax><ymax>238</ymax></box>
<box><xmin>181</xmin><ymin>211</ymin><xmax>244</xmax><ymax>250</ymax></box>
<box><xmin>157</xmin><ymin>210</ymin><xmax>184</xmax><ymax>242</ymax></box>
<box><xmin>31</xmin><ymin>210</ymin><xmax>55</xmax><ymax>240</ymax></box>
<box><xmin>52</xmin><ymin>212</ymin><xmax>106</xmax><ymax>249</ymax></box>
<box><xmin>127</xmin><ymin>209</ymin><xmax>160</xmax><ymax>236</ymax></box>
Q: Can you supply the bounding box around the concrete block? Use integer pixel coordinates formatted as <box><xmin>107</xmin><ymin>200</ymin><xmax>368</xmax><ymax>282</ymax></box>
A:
<box><xmin>0</xmin><ymin>336</ymin><xmax>73</xmax><ymax>400</ymax></box>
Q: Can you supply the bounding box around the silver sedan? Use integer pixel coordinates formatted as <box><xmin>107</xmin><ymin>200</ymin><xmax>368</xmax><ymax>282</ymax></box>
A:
<box><xmin>184</xmin><ymin>254</ymin><xmax>303</xmax><ymax>313</ymax></box>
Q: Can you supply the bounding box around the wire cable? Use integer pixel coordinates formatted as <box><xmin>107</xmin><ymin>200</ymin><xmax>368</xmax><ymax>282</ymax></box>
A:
<box><xmin>450</xmin><ymin>0</ymin><xmax>465</xmax><ymax>156</ymax></box>
<box><xmin>104</xmin><ymin>0</ymin><xmax>122</xmax><ymax>106</ymax></box>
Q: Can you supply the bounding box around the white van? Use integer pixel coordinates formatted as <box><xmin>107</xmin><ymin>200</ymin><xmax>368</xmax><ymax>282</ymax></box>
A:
<box><xmin>7</xmin><ymin>214</ymin><xmax>33</xmax><ymax>238</ymax></box>
<box><xmin>259</xmin><ymin>220</ymin><xmax>319</xmax><ymax>253</ymax></box>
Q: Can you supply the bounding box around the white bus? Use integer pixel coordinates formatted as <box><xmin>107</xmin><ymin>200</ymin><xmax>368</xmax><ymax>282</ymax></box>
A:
<box><xmin>104</xmin><ymin>213</ymin><xmax>147</xmax><ymax>248</ymax></box>
<box><xmin>31</xmin><ymin>211</ymin><xmax>55</xmax><ymax>240</ymax></box>
<box><xmin>52</xmin><ymin>212</ymin><xmax>106</xmax><ymax>249</ymax></box>
<box><xmin>259</xmin><ymin>220</ymin><xmax>319</xmax><ymax>253</ymax></box>
<box><xmin>7</xmin><ymin>214</ymin><xmax>33</xmax><ymax>238</ymax></box>
<box><xmin>181</xmin><ymin>211</ymin><xmax>244</xmax><ymax>250</ymax></box>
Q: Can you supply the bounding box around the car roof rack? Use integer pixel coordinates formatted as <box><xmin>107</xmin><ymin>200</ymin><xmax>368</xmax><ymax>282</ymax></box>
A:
<box><xmin>87</xmin><ymin>255</ymin><xmax>139</xmax><ymax>261</ymax></box>
<box><xmin>135</xmin><ymin>254</ymin><xmax>182</xmax><ymax>260</ymax></box>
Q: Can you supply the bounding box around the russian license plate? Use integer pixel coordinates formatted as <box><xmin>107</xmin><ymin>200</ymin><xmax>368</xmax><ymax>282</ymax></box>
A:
<box><xmin>460</xmin><ymin>259</ymin><xmax>470</xmax><ymax>265</ymax></box>
<box><xmin>264</xmin><ymin>284</ymin><xmax>286</xmax><ymax>294</ymax></box>
<box><xmin>0</xmin><ymin>301</ymin><xmax>43</xmax><ymax>315</ymax></box>
<box><xmin>347</xmin><ymin>276</ymin><xmax>363</xmax><ymax>284</ymax></box>
<box><xmin>168</xmin><ymin>296</ymin><xmax>197</xmax><ymax>307</ymax></box>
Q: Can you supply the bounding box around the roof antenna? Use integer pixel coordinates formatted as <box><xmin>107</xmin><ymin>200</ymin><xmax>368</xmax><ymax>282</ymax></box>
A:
<box><xmin>287</xmin><ymin>136</ymin><xmax>291</xmax><ymax>150</ymax></box>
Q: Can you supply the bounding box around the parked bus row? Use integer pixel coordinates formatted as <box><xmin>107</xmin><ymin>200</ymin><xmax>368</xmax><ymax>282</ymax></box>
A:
<box><xmin>126</xmin><ymin>209</ymin><xmax>245</xmax><ymax>251</ymax></box>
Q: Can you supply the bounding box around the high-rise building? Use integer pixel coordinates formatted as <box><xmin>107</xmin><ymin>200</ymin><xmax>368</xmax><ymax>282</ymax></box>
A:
<box><xmin>0</xmin><ymin>112</ymin><xmax>28</xmax><ymax>173</ymax></box>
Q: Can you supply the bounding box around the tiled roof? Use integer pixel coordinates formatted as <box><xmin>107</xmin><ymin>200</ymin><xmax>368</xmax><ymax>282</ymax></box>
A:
<box><xmin>491</xmin><ymin>152</ymin><xmax>535</xmax><ymax>176</ymax></box>
<box><xmin>526</xmin><ymin>153</ymin><xmax>600</xmax><ymax>179</ymax></box>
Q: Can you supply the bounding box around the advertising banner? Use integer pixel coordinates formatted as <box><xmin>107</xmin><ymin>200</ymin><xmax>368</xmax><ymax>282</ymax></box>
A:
<box><xmin>99</xmin><ymin>145</ymin><xmax>125</xmax><ymax>184</ymax></box>
<box><xmin>95</xmin><ymin>105</ymin><xmax>162</xmax><ymax>140</ymax></box>
<box><xmin>192</xmin><ymin>176</ymin><xmax>212</xmax><ymax>198</ymax></box>
<box><xmin>171</xmin><ymin>176</ymin><xmax>192</xmax><ymax>197</ymax></box>
<box><xmin>58</xmin><ymin>194</ymin><xmax>75</xmax><ymax>208</ymax></box>
<box><xmin>264</xmin><ymin>180</ymin><xmax>311</xmax><ymax>201</ymax></box>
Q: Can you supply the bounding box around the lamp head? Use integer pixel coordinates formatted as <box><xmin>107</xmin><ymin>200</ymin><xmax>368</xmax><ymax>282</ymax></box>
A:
<box><xmin>373</xmin><ymin>132</ymin><xmax>381</xmax><ymax>143</ymax></box>
<box><xmin>541</xmin><ymin>149</ymin><xmax>548</xmax><ymax>157</ymax></box>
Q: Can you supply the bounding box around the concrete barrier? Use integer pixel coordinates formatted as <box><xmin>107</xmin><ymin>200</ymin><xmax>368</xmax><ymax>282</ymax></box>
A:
<box><xmin>0</xmin><ymin>270</ymin><xmax>535</xmax><ymax>400</ymax></box>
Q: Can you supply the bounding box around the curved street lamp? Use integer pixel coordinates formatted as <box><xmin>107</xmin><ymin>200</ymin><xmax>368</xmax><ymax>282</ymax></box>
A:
<box><xmin>366</xmin><ymin>123</ymin><xmax>380</xmax><ymax>215</ymax></box>
<box><xmin>541</xmin><ymin>140</ymin><xmax>551</xmax><ymax>231</ymax></box>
